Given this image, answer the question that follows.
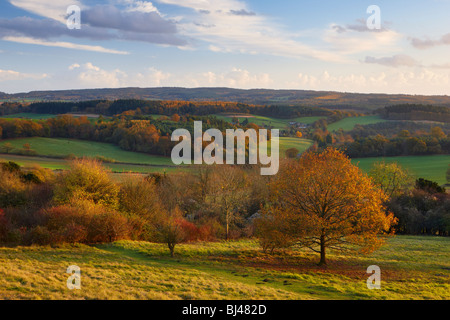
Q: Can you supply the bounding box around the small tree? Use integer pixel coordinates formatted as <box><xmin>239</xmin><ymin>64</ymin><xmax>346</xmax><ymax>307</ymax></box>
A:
<box><xmin>171</xmin><ymin>114</ymin><xmax>181</xmax><ymax>122</ymax></box>
<box><xmin>157</xmin><ymin>208</ymin><xmax>187</xmax><ymax>257</ymax></box>
<box><xmin>209</xmin><ymin>165</ymin><xmax>250</xmax><ymax>240</ymax></box>
<box><xmin>369</xmin><ymin>161</ymin><xmax>414</xmax><ymax>198</ymax></box>
<box><xmin>1</xmin><ymin>143</ymin><xmax>14</xmax><ymax>154</ymax></box>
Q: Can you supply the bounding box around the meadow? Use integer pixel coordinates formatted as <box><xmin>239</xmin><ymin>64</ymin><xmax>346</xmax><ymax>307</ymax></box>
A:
<box><xmin>0</xmin><ymin>137</ymin><xmax>174</xmax><ymax>166</ymax></box>
<box><xmin>0</xmin><ymin>136</ymin><xmax>313</xmax><ymax>167</ymax></box>
<box><xmin>0</xmin><ymin>236</ymin><xmax>448</xmax><ymax>300</ymax></box>
<box><xmin>354</xmin><ymin>155</ymin><xmax>450</xmax><ymax>185</ymax></box>
<box><xmin>327</xmin><ymin>115</ymin><xmax>388</xmax><ymax>132</ymax></box>
<box><xmin>0</xmin><ymin>113</ymin><xmax>56</xmax><ymax>120</ymax></box>
<box><xmin>213</xmin><ymin>114</ymin><xmax>326</xmax><ymax>130</ymax></box>
<box><xmin>277</xmin><ymin>137</ymin><xmax>313</xmax><ymax>156</ymax></box>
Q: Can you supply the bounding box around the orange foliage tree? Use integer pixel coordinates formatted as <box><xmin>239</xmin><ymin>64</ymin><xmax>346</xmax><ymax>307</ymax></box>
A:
<box><xmin>261</xmin><ymin>147</ymin><xmax>397</xmax><ymax>265</ymax></box>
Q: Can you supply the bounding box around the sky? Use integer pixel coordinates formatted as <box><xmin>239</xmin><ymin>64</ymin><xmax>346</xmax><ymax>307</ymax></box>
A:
<box><xmin>0</xmin><ymin>0</ymin><xmax>449</xmax><ymax>95</ymax></box>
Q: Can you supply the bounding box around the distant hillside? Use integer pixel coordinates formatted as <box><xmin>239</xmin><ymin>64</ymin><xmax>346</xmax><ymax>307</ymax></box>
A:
<box><xmin>3</xmin><ymin>87</ymin><xmax>450</xmax><ymax>111</ymax></box>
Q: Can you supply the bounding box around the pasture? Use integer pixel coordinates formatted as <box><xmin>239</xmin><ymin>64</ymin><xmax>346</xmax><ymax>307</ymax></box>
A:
<box><xmin>328</xmin><ymin>115</ymin><xmax>388</xmax><ymax>132</ymax></box>
<box><xmin>0</xmin><ymin>113</ymin><xmax>56</xmax><ymax>120</ymax></box>
<box><xmin>0</xmin><ymin>236</ymin><xmax>448</xmax><ymax>300</ymax></box>
<box><xmin>0</xmin><ymin>154</ymin><xmax>175</xmax><ymax>175</ymax></box>
<box><xmin>277</xmin><ymin>137</ymin><xmax>313</xmax><ymax>157</ymax></box>
<box><xmin>213</xmin><ymin>114</ymin><xmax>325</xmax><ymax>130</ymax></box>
<box><xmin>0</xmin><ymin>136</ymin><xmax>313</xmax><ymax>169</ymax></box>
<box><xmin>0</xmin><ymin>137</ymin><xmax>174</xmax><ymax>166</ymax></box>
<box><xmin>354</xmin><ymin>155</ymin><xmax>450</xmax><ymax>185</ymax></box>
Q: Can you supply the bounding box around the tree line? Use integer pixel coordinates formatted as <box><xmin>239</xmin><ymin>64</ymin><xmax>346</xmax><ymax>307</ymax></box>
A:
<box><xmin>377</xmin><ymin>104</ymin><xmax>450</xmax><ymax>123</ymax></box>
<box><xmin>0</xmin><ymin>114</ymin><xmax>242</xmax><ymax>157</ymax></box>
<box><xmin>22</xmin><ymin>99</ymin><xmax>332</xmax><ymax>118</ymax></box>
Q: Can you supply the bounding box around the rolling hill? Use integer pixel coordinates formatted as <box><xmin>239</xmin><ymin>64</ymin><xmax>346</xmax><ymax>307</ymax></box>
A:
<box><xmin>3</xmin><ymin>87</ymin><xmax>450</xmax><ymax>111</ymax></box>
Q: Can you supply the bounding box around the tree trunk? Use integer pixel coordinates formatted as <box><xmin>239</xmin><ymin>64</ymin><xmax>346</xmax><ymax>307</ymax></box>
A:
<box><xmin>168</xmin><ymin>243</ymin><xmax>175</xmax><ymax>257</ymax></box>
<box><xmin>318</xmin><ymin>234</ymin><xmax>327</xmax><ymax>266</ymax></box>
<box><xmin>225</xmin><ymin>210</ymin><xmax>230</xmax><ymax>241</ymax></box>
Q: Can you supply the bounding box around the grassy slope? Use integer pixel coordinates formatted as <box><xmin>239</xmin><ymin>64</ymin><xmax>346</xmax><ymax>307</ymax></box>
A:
<box><xmin>0</xmin><ymin>154</ymin><xmax>176</xmax><ymax>175</ymax></box>
<box><xmin>0</xmin><ymin>137</ymin><xmax>174</xmax><ymax>166</ymax></box>
<box><xmin>328</xmin><ymin>115</ymin><xmax>388</xmax><ymax>132</ymax></box>
<box><xmin>0</xmin><ymin>236</ymin><xmax>448</xmax><ymax>300</ymax></box>
<box><xmin>354</xmin><ymin>155</ymin><xmax>450</xmax><ymax>185</ymax></box>
<box><xmin>277</xmin><ymin>137</ymin><xmax>313</xmax><ymax>157</ymax></box>
<box><xmin>213</xmin><ymin>114</ymin><xmax>325</xmax><ymax>130</ymax></box>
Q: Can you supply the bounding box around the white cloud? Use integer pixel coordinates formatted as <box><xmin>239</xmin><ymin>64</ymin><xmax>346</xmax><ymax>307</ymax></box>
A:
<box><xmin>68</xmin><ymin>63</ymin><xmax>81</xmax><ymax>70</ymax></box>
<box><xmin>364</xmin><ymin>55</ymin><xmax>420</xmax><ymax>68</ymax></box>
<box><xmin>9</xmin><ymin>0</ymin><xmax>83</xmax><ymax>23</ymax></box>
<box><xmin>156</xmin><ymin>0</ymin><xmax>343</xmax><ymax>62</ymax></box>
<box><xmin>178</xmin><ymin>68</ymin><xmax>273</xmax><ymax>88</ymax></box>
<box><xmin>0</xmin><ymin>69</ymin><xmax>47</xmax><ymax>81</ymax></box>
<box><xmin>122</xmin><ymin>0</ymin><xmax>160</xmax><ymax>13</ymax></box>
<box><xmin>67</xmin><ymin>63</ymin><xmax>171</xmax><ymax>88</ymax></box>
<box><xmin>324</xmin><ymin>23</ymin><xmax>402</xmax><ymax>55</ymax></box>
<box><xmin>2</xmin><ymin>36</ymin><xmax>130</xmax><ymax>55</ymax></box>
<box><xmin>288</xmin><ymin>68</ymin><xmax>450</xmax><ymax>95</ymax></box>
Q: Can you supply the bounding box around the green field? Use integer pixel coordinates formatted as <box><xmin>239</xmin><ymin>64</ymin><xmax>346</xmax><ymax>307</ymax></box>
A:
<box><xmin>214</xmin><ymin>114</ymin><xmax>325</xmax><ymax>130</ymax></box>
<box><xmin>0</xmin><ymin>154</ymin><xmax>176</xmax><ymax>175</ymax></box>
<box><xmin>278</xmin><ymin>137</ymin><xmax>313</xmax><ymax>157</ymax></box>
<box><xmin>0</xmin><ymin>137</ymin><xmax>174</xmax><ymax>166</ymax></box>
<box><xmin>0</xmin><ymin>236</ymin><xmax>448</xmax><ymax>300</ymax></box>
<box><xmin>0</xmin><ymin>113</ymin><xmax>56</xmax><ymax>120</ymax></box>
<box><xmin>0</xmin><ymin>135</ymin><xmax>313</xmax><ymax>168</ymax></box>
<box><xmin>354</xmin><ymin>155</ymin><xmax>450</xmax><ymax>185</ymax></box>
<box><xmin>328</xmin><ymin>115</ymin><xmax>388</xmax><ymax>132</ymax></box>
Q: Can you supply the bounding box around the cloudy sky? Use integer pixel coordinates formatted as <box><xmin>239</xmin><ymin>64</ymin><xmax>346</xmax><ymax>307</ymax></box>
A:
<box><xmin>0</xmin><ymin>0</ymin><xmax>449</xmax><ymax>94</ymax></box>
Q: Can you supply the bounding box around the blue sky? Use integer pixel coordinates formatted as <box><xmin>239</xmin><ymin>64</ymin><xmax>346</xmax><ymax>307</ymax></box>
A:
<box><xmin>0</xmin><ymin>0</ymin><xmax>449</xmax><ymax>95</ymax></box>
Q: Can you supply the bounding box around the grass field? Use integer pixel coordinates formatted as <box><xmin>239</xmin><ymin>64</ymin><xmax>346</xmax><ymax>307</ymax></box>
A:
<box><xmin>0</xmin><ymin>154</ymin><xmax>176</xmax><ymax>175</ymax></box>
<box><xmin>328</xmin><ymin>115</ymin><xmax>388</xmax><ymax>132</ymax></box>
<box><xmin>0</xmin><ymin>135</ymin><xmax>313</xmax><ymax>167</ymax></box>
<box><xmin>278</xmin><ymin>137</ymin><xmax>313</xmax><ymax>157</ymax></box>
<box><xmin>214</xmin><ymin>114</ymin><xmax>325</xmax><ymax>130</ymax></box>
<box><xmin>0</xmin><ymin>137</ymin><xmax>174</xmax><ymax>166</ymax></box>
<box><xmin>0</xmin><ymin>113</ymin><xmax>56</xmax><ymax>120</ymax></box>
<box><xmin>0</xmin><ymin>236</ymin><xmax>448</xmax><ymax>300</ymax></box>
<box><xmin>354</xmin><ymin>155</ymin><xmax>450</xmax><ymax>185</ymax></box>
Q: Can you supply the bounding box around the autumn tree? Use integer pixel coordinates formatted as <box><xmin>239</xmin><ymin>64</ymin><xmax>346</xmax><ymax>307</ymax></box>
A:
<box><xmin>431</xmin><ymin>126</ymin><xmax>446</xmax><ymax>139</ymax></box>
<box><xmin>22</xmin><ymin>143</ymin><xmax>35</xmax><ymax>155</ymax></box>
<box><xmin>53</xmin><ymin>158</ymin><xmax>119</xmax><ymax>208</ymax></box>
<box><xmin>171</xmin><ymin>114</ymin><xmax>181</xmax><ymax>122</ymax></box>
<box><xmin>369</xmin><ymin>161</ymin><xmax>414</xmax><ymax>198</ymax></box>
<box><xmin>262</xmin><ymin>148</ymin><xmax>396</xmax><ymax>266</ymax></box>
<box><xmin>1</xmin><ymin>142</ymin><xmax>14</xmax><ymax>154</ymax></box>
<box><xmin>118</xmin><ymin>175</ymin><xmax>161</xmax><ymax>217</ymax></box>
<box><xmin>156</xmin><ymin>207</ymin><xmax>187</xmax><ymax>257</ymax></box>
<box><xmin>209</xmin><ymin>165</ymin><xmax>250</xmax><ymax>240</ymax></box>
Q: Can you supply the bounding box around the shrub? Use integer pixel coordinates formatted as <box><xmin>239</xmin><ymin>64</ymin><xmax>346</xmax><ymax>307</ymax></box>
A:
<box><xmin>53</xmin><ymin>158</ymin><xmax>119</xmax><ymax>208</ymax></box>
<box><xmin>28</xmin><ymin>226</ymin><xmax>52</xmax><ymax>245</ymax></box>
<box><xmin>0</xmin><ymin>168</ymin><xmax>27</xmax><ymax>208</ymax></box>
<box><xmin>118</xmin><ymin>175</ymin><xmax>161</xmax><ymax>218</ymax></box>
<box><xmin>87</xmin><ymin>211</ymin><xmax>130</xmax><ymax>243</ymax></box>
<box><xmin>156</xmin><ymin>208</ymin><xmax>188</xmax><ymax>257</ymax></box>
